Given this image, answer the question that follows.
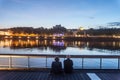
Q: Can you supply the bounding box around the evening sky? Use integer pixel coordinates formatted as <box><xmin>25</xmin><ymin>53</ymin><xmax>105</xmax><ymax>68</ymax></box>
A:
<box><xmin>0</xmin><ymin>0</ymin><xmax>120</xmax><ymax>28</ymax></box>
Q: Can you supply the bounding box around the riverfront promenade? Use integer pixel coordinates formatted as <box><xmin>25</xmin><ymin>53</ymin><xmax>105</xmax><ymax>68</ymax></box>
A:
<box><xmin>0</xmin><ymin>35</ymin><xmax>120</xmax><ymax>41</ymax></box>
<box><xmin>1</xmin><ymin>54</ymin><xmax>120</xmax><ymax>80</ymax></box>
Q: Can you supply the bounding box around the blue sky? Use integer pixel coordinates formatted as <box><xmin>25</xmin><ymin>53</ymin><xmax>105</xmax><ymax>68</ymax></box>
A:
<box><xmin>0</xmin><ymin>0</ymin><xmax>120</xmax><ymax>29</ymax></box>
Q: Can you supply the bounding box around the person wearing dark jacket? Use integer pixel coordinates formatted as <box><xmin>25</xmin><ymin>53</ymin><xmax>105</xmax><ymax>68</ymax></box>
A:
<box><xmin>51</xmin><ymin>56</ymin><xmax>62</xmax><ymax>74</ymax></box>
<box><xmin>64</xmin><ymin>55</ymin><xmax>73</xmax><ymax>73</ymax></box>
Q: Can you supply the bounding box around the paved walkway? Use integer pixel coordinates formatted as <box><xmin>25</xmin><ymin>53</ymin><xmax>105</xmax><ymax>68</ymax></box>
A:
<box><xmin>0</xmin><ymin>70</ymin><xmax>120</xmax><ymax>80</ymax></box>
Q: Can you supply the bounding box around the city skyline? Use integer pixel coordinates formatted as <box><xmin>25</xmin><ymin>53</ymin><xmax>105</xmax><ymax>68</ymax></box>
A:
<box><xmin>0</xmin><ymin>0</ymin><xmax>120</xmax><ymax>29</ymax></box>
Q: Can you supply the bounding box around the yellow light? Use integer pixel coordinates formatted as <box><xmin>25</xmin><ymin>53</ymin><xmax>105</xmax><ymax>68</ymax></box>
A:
<box><xmin>4</xmin><ymin>36</ymin><xmax>8</xmax><ymax>38</ymax></box>
<box><xmin>36</xmin><ymin>36</ymin><xmax>39</xmax><ymax>39</ymax></box>
<box><xmin>0</xmin><ymin>31</ymin><xmax>5</xmax><ymax>35</ymax></box>
<box><xmin>0</xmin><ymin>56</ymin><xmax>10</xmax><ymax>57</ymax></box>
<box><xmin>53</xmin><ymin>36</ymin><xmax>55</xmax><ymax>39</ymax></box>
<box><xmin>78</xmin><ymin>41</ymin><xmax>80</xmax><ymax>45</ymax></box>
<box><xmin>10</xmin><ymin>56</ymin><xmax>28</xmax><ymax>58</ymax></box>
<box><xmin>44</xmin><ymin>36</ymin><xmax>47</xmax><ymax>39</ymax></box>
<box><xmin>44</xmin><ymin>40</ymin><xmax>47</xmax><ymax>45</ymax></box>
<box><xmin>27</xmin><ymin>36</ymin><xmax>30</xmax><ymax>39</ymax></box>
<box><xmin>62</xmin><ymin>36</ymin><xmax>64</xmax><ymax>39</ymax></box>
<box><xmin>75</xmin><ymin>35</ymin><xmax>78</xmax><ymax>37</ymax></box>
<box><xmin>79</xmin><ymin>27</ymin><xmax>84</xmax><ymax>31</ymax></box>
<box><xmin>10</xmin><ymin>36</ymin><xmax>13</xmax><ymax>38</ymax></box>
<box><xmin>19</xmin><ymin>36</ymin><xmax>21</xmax><ymax>39</ymax></box>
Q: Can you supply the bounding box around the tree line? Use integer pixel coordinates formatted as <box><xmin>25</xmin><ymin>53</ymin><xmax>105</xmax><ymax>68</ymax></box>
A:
<box><xmin>10</xmin><ymin>25</ymin><xmax>67</xmax><ymax>35</ymax></box>
<box><xmin>7</xmin><ymin>25</ymin><xmax>120</xmax><ymax>36</ymax></box>
<box><xmin>77</xmin><ymin>28</ymin><xmax>120</xmax><ymax>36</ymax></box>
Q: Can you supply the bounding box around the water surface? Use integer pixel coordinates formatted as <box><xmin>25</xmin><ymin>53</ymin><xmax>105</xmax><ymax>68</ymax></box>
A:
<box><xmin>0</xmin><ymin>39</ymin><xmax>120</xmax><ymax>55</ymax></box>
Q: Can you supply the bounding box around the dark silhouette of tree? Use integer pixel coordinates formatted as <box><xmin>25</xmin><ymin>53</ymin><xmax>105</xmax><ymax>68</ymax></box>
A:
<box><xmin>9</xmin><ymin>25</ymin><xmax>67</xmax><ymax>35</ymax></box>
<box><xmin>6</xmin><ymin>26</ymin><xmax>120</xmax><ymax>36</ymax></box>
<box><xmin>10</xmin><ymin>27</ymin><xmax>34</xmax><ymax>34</ymax></box>
<box><xmin>77</xmin><ymin>28</ymin><xmax>120</xmax><ymax>36</ymax></box>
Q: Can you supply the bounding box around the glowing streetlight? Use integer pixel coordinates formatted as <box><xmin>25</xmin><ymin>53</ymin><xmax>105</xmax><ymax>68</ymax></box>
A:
<box><xmin>79</xmin><ymin>27</ymin><xmax>84</xmax><ymax>31</ymax></box>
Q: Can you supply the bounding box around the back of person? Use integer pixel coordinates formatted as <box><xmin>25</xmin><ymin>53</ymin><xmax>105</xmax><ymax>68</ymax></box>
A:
<box><xmin>64</xmin><ymin>58</ymin><xmax>73</xmax><ymax>73</ymax></box>
<box><xmin>50</xmin><ymin>56</ymin><xmax>62</xmax><ymax>74</ymax></box>
<box><xmin>51</xmin><ymin>61</ymin><xmax>62</xmax><ymax>74</ymax></box>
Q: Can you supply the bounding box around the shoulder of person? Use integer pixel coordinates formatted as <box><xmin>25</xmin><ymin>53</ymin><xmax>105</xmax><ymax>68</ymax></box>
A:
<box><xmin>59</xmin><ymin>61</ymin><xmax>62</xmax><ymax>63</ymax></box>
<box><xmin>52</xmin><ymin>61</ymin><xmax>56</xmax><ymax>63</ymax></box>
<box><xmin>64</xmin><ymin>59</ymin><xmax>68</xmax><ymax>62</ymax></box>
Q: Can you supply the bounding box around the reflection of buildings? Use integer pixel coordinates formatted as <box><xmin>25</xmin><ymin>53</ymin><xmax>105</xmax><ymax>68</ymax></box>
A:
<box><xmin>87</xmin><ymin>42</ymin><xmax>120</xmax><ymax>50</ymax></box>
<box><xmin>53</xmin><ymin>40</ymin><xmax>64</xmax><ymax>46</ymax></box>
<box><xmin>0</xmin><ymin>39</ymin><xmax>120</xmax><ymax>51</ymax></box>
<box><xmin>0</xmin><ymin>39</ymin><xmax>12</xmax><ymax>47</ymax></box>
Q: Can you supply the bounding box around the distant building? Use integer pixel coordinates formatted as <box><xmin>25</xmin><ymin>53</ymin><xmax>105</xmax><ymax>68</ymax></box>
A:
<box><xmin>67</xmin><ymin>29</ymin><xmax>78</xmax><ymax>35</ymax></box>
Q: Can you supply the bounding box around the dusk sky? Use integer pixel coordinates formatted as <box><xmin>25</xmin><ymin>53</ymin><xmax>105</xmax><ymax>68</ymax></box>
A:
<box><xmin>0</xmin><ymin>0</ymin><xmax>120</xmax><ymax>29</ymax></box>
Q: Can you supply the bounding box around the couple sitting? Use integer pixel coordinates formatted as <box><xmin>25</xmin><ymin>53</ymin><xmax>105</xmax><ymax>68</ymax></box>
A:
<box><xmin>50</xmin><ymin>55</ymin><xmax>73</xmax><ymax>74</ymax></box>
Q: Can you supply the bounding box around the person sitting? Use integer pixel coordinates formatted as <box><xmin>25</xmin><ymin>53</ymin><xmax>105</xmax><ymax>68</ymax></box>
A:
<box><xmin>50</xmin><ymin>56</ymin><xmax>62</xmax><ymax>74</ymax></box>
<box><xmin>64</xmin><ymin>55</ymin><xmax>73</xmax><ymax>73</ymax></box>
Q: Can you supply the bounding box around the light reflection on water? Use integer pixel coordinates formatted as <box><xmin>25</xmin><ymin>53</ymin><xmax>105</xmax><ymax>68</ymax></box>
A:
<box><xmin>0</xmin><ymin>39</ymin><xmax>120</xmax><ymax>69</ymax></box>
<box><xmin>0</xmin><ymin>39</ymin><xmax>120</xmax><ymax>55</ymax></box>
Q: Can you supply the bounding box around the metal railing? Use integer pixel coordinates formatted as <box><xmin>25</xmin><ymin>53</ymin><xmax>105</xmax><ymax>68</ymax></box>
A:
<box><xmin>0</xmin><ymin>54</ymin><xmax>120</xmax><ymax>70</ymax></box>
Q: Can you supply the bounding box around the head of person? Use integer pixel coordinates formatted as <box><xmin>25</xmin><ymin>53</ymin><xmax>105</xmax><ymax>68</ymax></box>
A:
<box><xmin>66</xmin><ymin>55</ymin><xmax>71</xmax><ymax>59</ymax></box>
<box><xmin>55</xmin><ymin>56</ymin><xmax>59</xmax><ymax>62</ymax></box>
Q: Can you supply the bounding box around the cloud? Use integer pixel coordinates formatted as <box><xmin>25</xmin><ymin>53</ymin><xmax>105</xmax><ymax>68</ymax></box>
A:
<box><xmin>108</xmin><ymin>22</ymin><xmax>120</xmax><ymax>26</ymax></box>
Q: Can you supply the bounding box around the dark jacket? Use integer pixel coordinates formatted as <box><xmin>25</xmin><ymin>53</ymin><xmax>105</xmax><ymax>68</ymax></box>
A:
<box><xmin>51</xmin><ymin>61</ymin><xmax>62</xmax><ymax>74</ymax></box>
<box><xmin>64</xmin><ymin>58</ymin><xmax>73</xmax><ymax>73</ymax></box>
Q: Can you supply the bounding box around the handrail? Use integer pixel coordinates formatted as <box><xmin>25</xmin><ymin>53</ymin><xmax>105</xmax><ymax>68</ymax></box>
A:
<box><xmin>0</xmin><ymin>54</ymin><xmax>120</xmax><ymax>69</ymax></box>
<box><xmin>0</xmin><ymin>54</ymin><xmax>120</xmax><ymax>58</ymax></box>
